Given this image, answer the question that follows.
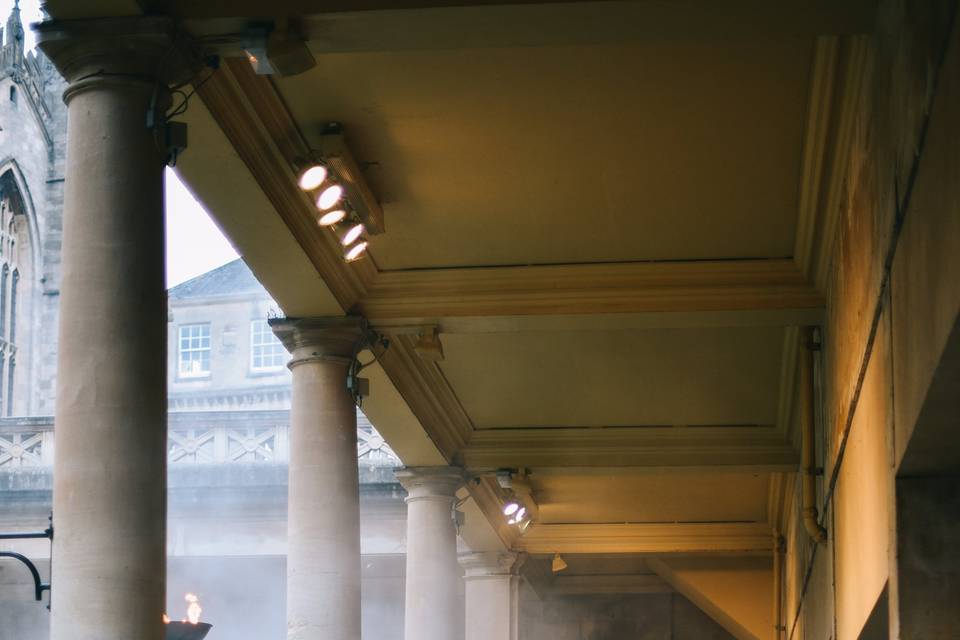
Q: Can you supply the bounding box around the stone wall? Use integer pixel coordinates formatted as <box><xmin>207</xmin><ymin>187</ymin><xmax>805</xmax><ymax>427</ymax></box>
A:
<box><xmin>781</xmin><ymin>1</ymin><xmax>960</xmax><ymax>638</ymax></box>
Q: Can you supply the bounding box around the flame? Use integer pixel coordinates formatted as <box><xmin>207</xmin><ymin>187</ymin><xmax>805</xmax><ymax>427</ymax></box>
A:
<box><xmin>162</xmin><ymin>614</ymin><xmax>170</xmax><ymax>624</ymax></box>
<box><xmin>184</xmin><ymin>593</ymin><xmax>202</xmax><ymax>625</ymax></box>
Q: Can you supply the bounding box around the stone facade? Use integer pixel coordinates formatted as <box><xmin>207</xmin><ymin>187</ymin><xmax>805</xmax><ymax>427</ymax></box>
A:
<box><xmin>0</xmin><ymin>1</ymin><xmax>66</xmax><ymax>419</ymax></box>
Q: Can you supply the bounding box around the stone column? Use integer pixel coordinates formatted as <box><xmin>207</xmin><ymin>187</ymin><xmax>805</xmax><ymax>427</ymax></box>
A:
<box><xmin>36</xmin><ymin>18</ymin><xmax>178</xmax><ymax>640</ymax></box>
<box><xmin>271</xmin><ymin>318</ymin><xmax>364</xmax><ymax>640</ymax></box>
<box><xmin>396</xmin><ymin>467</ymin><xmax>464</xmax><ymax>640</ymax></box>
<box><xmin>460</xmin><ymin>552</ymin><xmax>522</xmax><ymax>640</ymax></box>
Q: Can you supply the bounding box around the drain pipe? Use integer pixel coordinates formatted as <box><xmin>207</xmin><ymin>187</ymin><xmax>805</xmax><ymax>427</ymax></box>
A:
<box><xmin>772</xmin><ymin>532</ymin><xmax>785</xmax><ymax>639</ymax></box>
<box><xmin>800</xmin><ymin>327</ymin><xmax>827</xmax><ymax>543</ymax></box>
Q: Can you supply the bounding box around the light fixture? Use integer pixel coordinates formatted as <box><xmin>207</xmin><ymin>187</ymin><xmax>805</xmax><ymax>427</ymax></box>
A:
<box><xmin>502</xmin><ymin>500</ymin><xmax>521</xmax><ymax>517</ymax></box>
<box><xmin>518</xmin><ymin>519</ymin><xmax>531</xmax><ymax>533</ymax></box>
<box><xmin>317</xmin><ymin>184</ymin><xmax>344</xmax><ymax>211</ymax></box>
<box><xmin>242</xmin><ymin>19</ymin><xmax>316</xmax><ymax>77</ymax></box>
<box><xmin>344</xmin><ymin>240</ymin><xmax>368</xmax><ymax>262</ymax></box>
<box><xmin>336</xmin><ymin>220</ymin><xmax>365</xmax><ymax>246</ymax></box>
<box><xmin>318</xmin><ymin>209</ymin><xmax>347</xmax><ymax>227</ymax></box>
<box><xmin>413</xmin><ymin>327</ymin><xmax>445</xmax><ymax>362</ymax></box>
<box><xmin>551</xmin><ymin>553</ymin><xmax>568</xmax><ymax>573</ymax></box>
<box><xmin>297</xmin><ymin>164</ymin><xmax>328</xmax><ymax>191</ymax></box>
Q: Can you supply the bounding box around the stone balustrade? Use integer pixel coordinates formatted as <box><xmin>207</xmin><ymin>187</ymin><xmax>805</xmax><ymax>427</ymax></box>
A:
<box><xmin>0</xmin><ymin>410</ymin><xmax>398</xmax><ymax>469</ymax></box>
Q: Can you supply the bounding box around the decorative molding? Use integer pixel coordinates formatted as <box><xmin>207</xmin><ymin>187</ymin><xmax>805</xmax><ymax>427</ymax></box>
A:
<box><xmin>359</xmin><ymin>259</ymin><xmax>823</xmax><ymax>321</ymax></box>
<box><xmin>812</xmin><ymin>36</ymin><xmax>873</xmax><ymax>293</ymax></box>
<box><xmin>196</xmin><ymin>59</ymin><xmax>374</xmax><ymax>312</ymax></box>
<box><xmin>518</xmin><ymin>522</ymin><xmax>773</xmax><ymax>554</ymax></box>
<box><xmin>789</xmin><ymin>35</ymin><xmax>874</xmax><ymax>292</ymax></box>
<box><xmin>794</xmin><ymin>37</ymin><xmax>839</xmax><ymax>281</ymax></box>
<box><xmin>775</xmin><ymin>325</ymin><xmax>801</xmax><ymax>446</ymax></box>
<box><xmin>375</xmin><ymin>333</ymin><xmax>474</xmax><ymax>461</ymax></box>
<box><xmin>467</xmin><ymin>475</ymin><xmax>520</xmax><ymax>551</ymax></box>
<box><xmin>459</xmin><ymin>425</ymin><xmax>799</xmax><ymax>470</ymax></box>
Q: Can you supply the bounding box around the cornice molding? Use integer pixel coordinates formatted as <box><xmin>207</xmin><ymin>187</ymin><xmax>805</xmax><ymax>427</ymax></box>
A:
<box><xmin>794</xmin><ymin>37</ymin><xmax>839</xmax><ymax>283</ymax></box>
<box><xmin>360</xmin><ymin>259</ymin><xmax>823</xmax><ymax>321</ymax></box>
<box><xmin>467</xmin><ymin>475</ymin><xmax>520</xmax><ymax>550</ymax></box>
<box><xmin>459</xmin><ymin>425</ymin><xmax>799</xmax><ymax>470</ymax></box>
<box><xmin>792</xmin><ymin>36</ymin><xmax>874</xmax><ymax>292</ymax></box>
<box><xmin>375</xmin><ymin>333</ymin><xmax>473</xmax><ymax>461</ymax></box>
<box><xmin>518</xmin><ymin>522</ymin><xmax>773</xmax><ymax>554</ymax></box>
<box><xmin>197</xmin><ymin>59</ymin><xmax>374</xmax><ymax>311</ymax></box>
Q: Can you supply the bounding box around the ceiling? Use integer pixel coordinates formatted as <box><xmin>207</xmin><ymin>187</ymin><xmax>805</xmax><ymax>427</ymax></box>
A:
<box><xmin>162</xmin><ymin>0</ymin><xmax>849</xmax><ymax>558</ymax></box>
<box><xmin>276</xmin><ymin>36</ymin><xmax>811</xmax><ymax>269</ymax></box>
<box><xmin>36</xmin><ymin>0</ymin><xmax>876</xmax><ymax>621</ymax></box>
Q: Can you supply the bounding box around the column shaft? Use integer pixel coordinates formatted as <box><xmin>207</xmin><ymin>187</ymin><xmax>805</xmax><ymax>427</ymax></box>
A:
<box><xmin>461</xmin><ymin>552</ymin><xmax>521</xmax><ymax>640</ymax></box>
<box><xmin>272</xmin><ymin>318</ymin><xmax>364</xmax><ymax>640</ymax></box>
<box><xmin>48</xmin><ymin>51</ymin><xmax>168</xmax><ymax>640</ymax></box>
<box><xmin>397</xmin><ymin>467</ymin><xmax>464</xmax><ymax>640</ymax></box>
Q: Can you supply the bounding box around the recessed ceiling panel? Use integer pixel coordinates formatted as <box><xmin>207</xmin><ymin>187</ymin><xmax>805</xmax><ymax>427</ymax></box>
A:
<box><xmin>438</xmin><ymin>326</ymin><xmax>784</xmax><ymax>428</ymax></box>
<box><xmin>532</xmin><ymin>471</ymin><xmax>770</xmax><ymax>524</ymax></box>
<box><xmin>277</xmin><ymin>35</ymin><xmax>812</xmax><ymax>269</ymax></box>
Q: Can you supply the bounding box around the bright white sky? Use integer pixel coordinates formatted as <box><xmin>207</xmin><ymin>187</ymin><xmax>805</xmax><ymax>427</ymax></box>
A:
<box><xmin>3</xmin><ymin>0</ymin><xmax>241</xmax><ymax>288</ymax></box>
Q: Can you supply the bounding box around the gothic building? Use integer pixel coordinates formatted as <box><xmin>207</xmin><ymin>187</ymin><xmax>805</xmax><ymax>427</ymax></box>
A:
<box><xmin>0</xmin><ymin>0</ymin><xmax>65</xmax><ymax>420</ymax></box>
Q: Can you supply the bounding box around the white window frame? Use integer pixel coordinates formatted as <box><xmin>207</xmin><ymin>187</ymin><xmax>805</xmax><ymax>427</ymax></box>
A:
<box><xmin>178</xmin><ymin>323</ymin><xmax>211</xmax><ymax>378</ymax></box>
<box><xmin>250</xmin><ymin>319</ymin><xmax>286</xmax><ymax>372</ymax></box>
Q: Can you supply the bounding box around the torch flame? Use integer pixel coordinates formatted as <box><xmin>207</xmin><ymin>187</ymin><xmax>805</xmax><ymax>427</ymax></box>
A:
<box><xmin>184</xmin><ymin>593</ymin><xmax>202</xmax><ymax>625</ymax></box>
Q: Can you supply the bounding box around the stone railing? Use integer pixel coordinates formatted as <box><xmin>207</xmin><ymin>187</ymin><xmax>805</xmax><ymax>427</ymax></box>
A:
<box><xmin>0</xmin><ymin>410</ymin><xmax>399</xmax><ymax>469</ymax></box>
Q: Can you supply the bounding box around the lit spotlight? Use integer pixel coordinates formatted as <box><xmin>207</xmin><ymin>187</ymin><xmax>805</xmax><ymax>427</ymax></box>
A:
<box><xmin>344</xmin><ymin>240</ymin><xmax>368</xmax><ymax>262</ymax></box>
<box><xmin>317</xmin><ymin>184</ymin><xmax>344</xmax><ymax>210</ymax></box>
<box><xmin>318</xmin><ymin>209</ymin><xmax>347</xmax><ymax>227</ymax></box>
<box><xmin>503</xmin><ymin>500</ymin><xmax>521</xmax><ymax>517</ymax></box>
<box><xmin>336</xmin><ymin>221</ymin><xmax>365</xmax><ymax>247</ymax></box>
<box><xmin>298</xmin><ymin>164</ymin><xmax>328</xmax><ymax>191</ymax></box>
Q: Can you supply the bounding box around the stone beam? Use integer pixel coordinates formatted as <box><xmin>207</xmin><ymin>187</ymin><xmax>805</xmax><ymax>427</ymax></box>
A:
<box><xmin>518</xmin><ymin>522</ymin><xmax>773</xmax><ymax>555</ymax></box>
<box><xmin>360</xmin><ymin>259</ymin><xmax>823</xmax><ymax>321</ymax></box>
<box><xmin>459</xmin><ymin>426</ymin><xmax>798</xmax><ymax>470</ymax></box>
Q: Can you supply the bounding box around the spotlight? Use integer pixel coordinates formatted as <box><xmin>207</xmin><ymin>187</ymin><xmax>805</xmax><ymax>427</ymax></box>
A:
<box><xmin>336</xmin><ymin>221</ymin><xmax>365</xmax><ymax>246</ymax></box>
<box><xmin>551</xmin><ymin>553</ymin><xmax>568</xmax><ymax>573</ymax></box>
<box><xmin>515</xmin><ymin>507</ymin><xmax>527</xmax><ymax>521</ymax></box>
<box><xmin>318</xmin><ymin>209</ymin><xmax>347</xmax><ymax>227</ymax></box>
<box><xmin>297</xmin><ymin>164</ymin><xmax>328</xmax><ymax>191</ymax></box>
<box><xmin>317</xmin><ymin>184</ymin><xmax>344</xmax><ymax>211</ymax></box>
<box><xmin>502</xmin><ymin>500</ymin><xmax>521</xmax><ymax>517</ymax></box>
<box><xmin>344</xmin><ymin>240</ymin><xmax>368</xmax><ymax>262</ymax></box>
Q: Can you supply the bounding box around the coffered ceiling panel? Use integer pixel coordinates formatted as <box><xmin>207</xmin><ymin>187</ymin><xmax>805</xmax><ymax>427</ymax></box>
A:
<box><xmin>277</xmin><ymin>32</ymin><xmax>812</xmax><ymax>269</ymax></box>
<box><xmin>531</xmin><ymin>471</ymin><xmax>770</xmax><ymax>524</ymax></box>
<box><xmin>438</xmin><ymin>326</ymin><xmax>784</xmax><ymax>428</ymax></box>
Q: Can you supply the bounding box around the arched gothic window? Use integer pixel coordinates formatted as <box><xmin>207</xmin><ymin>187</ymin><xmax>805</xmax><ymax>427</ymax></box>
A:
<box><xmin>9</xmin><ymin>269</ymin><xmax>18</xmax><ymax>346</ymax></box>
<box><xmin>0</xmin><ymin>264</ymin><xmax>7</xmax><ymax>339</ymax></box>
<box><xmin>0</xmin><ymin>173</ymin><xmax>33</xmax><ymax>417</ymax></box>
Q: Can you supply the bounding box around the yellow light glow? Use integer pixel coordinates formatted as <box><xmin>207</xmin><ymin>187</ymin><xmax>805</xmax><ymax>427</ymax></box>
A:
<box><xmin>297</xmin><ymin>165</ymin><xmax>327</xmax><ymax>191</ymax></box>
<box><xmin>317</xmin><ymin>184</ymin><xmax>344</xmax><ymax>210</ymax></box>
<box><xmin>318</xmin><ymin>209</ymin><xmax>347</xmax><ymax>226</ymax></box>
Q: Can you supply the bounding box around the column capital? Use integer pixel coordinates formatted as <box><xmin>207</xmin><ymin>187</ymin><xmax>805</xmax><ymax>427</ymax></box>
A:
<box><xmin>395</xmin><ymin>466</ymin><xmax>464</xmax><ymax>502</ymax></box>
<box><xmin>459</xmin><ymin>551</ymin><xmax>523</xmax><ymax>580</ymax></box>
<box><xmin>270</xmin><ymin>316</ymin><xmax>365</xmax><ymax>367</ymax></box>
<box><xmin>35</xmin><ymin>16</ymin><xmax>194</xmax><ymax>94</ymax></box>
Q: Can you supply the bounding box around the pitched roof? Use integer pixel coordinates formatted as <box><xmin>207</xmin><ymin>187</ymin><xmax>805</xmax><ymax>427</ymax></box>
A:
<box><xmin>168</xmin><ymin>258</ymin><xmax>265</xmax><ymax>299</ymax></box>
